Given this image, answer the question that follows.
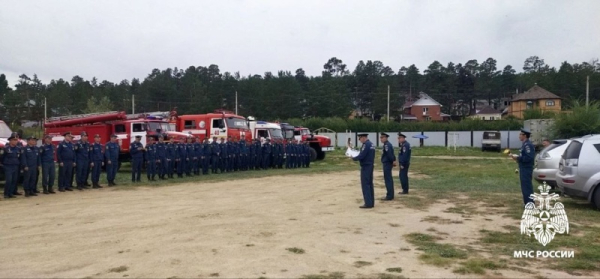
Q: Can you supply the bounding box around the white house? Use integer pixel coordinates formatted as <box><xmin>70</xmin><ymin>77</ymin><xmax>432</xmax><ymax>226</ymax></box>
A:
<box><xmin>470</xmin><ymin>106</ymin><xmax>502</xmax><ymax>120</ymax></box>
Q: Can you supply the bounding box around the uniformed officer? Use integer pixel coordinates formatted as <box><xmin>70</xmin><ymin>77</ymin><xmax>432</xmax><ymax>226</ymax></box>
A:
<box><xmin>40</xmin><ymin>135</ymin><xmax>56</xmax><ymax>194</ymax></box>
<box><xmin>2</xmin><ymin>136</ymin><xmax>22</xmax><ymax>198</ymax></box>
<box><xmin>227</xmin><ymin>136</ymin><xmax>235</xmax><ymax>172</ymax></box>
<box><xmin>75</xmin><ymin>132</ymin><xmax>91</xmax><ymax>190</ymax></box>
<box><xmin>156</xmin><ymin>135</ymin><xmax>168</xmax><ymax>179</ymax></box>
<box><xmin>219</xmin><ymin>137</ymin><xmax>228</xmax><ymax>173</ymax></box>
<box><xmin>166</xmin><ymin>138</ymin><xmax>176</xmax><ymax>178</ymax></box>
<box><xmin>211</xmin><ymin>136</ymin><xmax>220</xmax><ymax>174</ymax></box>
<box><xmin>254</xmin><ymin>138</ymin><xmax>262</xmax><ymax>170</ymax></box>
<box><xmin>202</xmin><ymin>138</ymin><xmax>211</xmax><ymax>175</ymax></box>
<box><xmin>174</xmin><ymin>138</ymin><xmax>185</xmax><ymax>178</ymax></box>
<box><xmin>305</xmin><ymin>142</ymin><xmax>311</xmax><ymax>168</ymax></box>
<box><xmin>511</xmin><ymin>128</ymin><xmax>536</xmax><ymax>205</ymax></box>
<box><xmin>145</xmin><ymin>136</ymin><xmax>157</xmax><ymax>181</ymax></box>
<box><xmin>239</xmin><ymin>138</ymin><xmax>247</xmax><ymax>171</ymax></box>
<box><xmin>105</xmin><ymin>134</ymin><xmax>120</xmax><ymax>186</ymax></box>
<box><xmin>90</xmin><ymin>134</ymin><xmax>104</xmax><ymax>188</ymax></box>
<box><xmin>352</xmin><ymin>133</ymin><xmax>376</xmax><ymax>209</ymax></box>
<box><xmin>57</xmin><ymin>132</ymin><xmax>76</xmax><ymax>192</ymax></box>
<box><xmin>193</xmin><ymin>137</ymin><xmax>202</xmax><ymax>175</ymax></box>
<box><xmin>130</xmin><ymin>135</ymin><xmax>144</xmax><ymax>182</ymax></box>
<box><xmin>278</xmin><ymin>141</ymin><xmax>285</xmax><ymax>169</ymax></box>
<box><xmin>380</xmin><ymin>133</ymin><xmax>396</xmax><ymax>200</ymax></box>
<box><xmin>397</xmin><ymin>133</ymin><xmax>411</xmax><ymax>195</ymax></box>
<box><xmin>185</xmin><ymin>137</ymin><xmax>194</xmax><ymax>176</ymax></box>
<box><xmin>20</xmin><ymin>136</ymin><xmax>41</xmax><ymax>197</ymax></box>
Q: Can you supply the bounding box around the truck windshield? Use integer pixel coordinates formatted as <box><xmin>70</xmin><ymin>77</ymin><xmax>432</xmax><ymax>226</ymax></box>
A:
<box><xmin>283</xmin><ymin>130</ymin><xmax>294</xmax><ymax>140</ymax></box>
<box><xmin>148</xmin><ymin>122</ymin><xmax>172</xmax><ymax>132</ymax></box>
<box><xmin>483</xmin><ymin>132</ymin><xmax>500</xmax><ymax>140</ymax></box>
<box><xmin>269</xmin><ymin>128</ymin><xmax>283</xmax><ymax>139</ymax></box>
<box><xmin>0</xmin><ymin>122</ymin><xmax>12</xmax><ymax>138</ymax></box>
<box><xmin>226</xmin><ymin>118</ymin><xmax>248</xmax><ymax>130</ymax></box>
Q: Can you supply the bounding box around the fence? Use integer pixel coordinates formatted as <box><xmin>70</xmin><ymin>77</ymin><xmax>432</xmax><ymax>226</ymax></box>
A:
<box><xmin>319</xmin><ymin>130</ymin><xmax>522</xmax><ymax>149</ymax></box>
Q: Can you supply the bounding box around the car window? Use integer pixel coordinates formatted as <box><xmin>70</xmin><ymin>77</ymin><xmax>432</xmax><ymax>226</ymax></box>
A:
<box><xmin>483</xmin><ymin>132</ymin><xmax>500</xmax><ymax>140</ymax></box>
<box><xmin>594</xmin><ymin>144</ymin><xmax>600</xmax><ymax>154</ymax></box>
<box><xmin>542</xmin><ymin>142</ymin><xmax>566</xmax><ymax>154</ymax></box>
<box><xmin>563</xmin><ymin>141</ymin><xmax>582</xmax><ymax>159</ymax></box>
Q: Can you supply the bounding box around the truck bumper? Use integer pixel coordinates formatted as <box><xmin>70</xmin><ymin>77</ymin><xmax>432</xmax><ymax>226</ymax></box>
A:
<box><xmin>321</xmin><ymin>146</ymin><xmax>334</xmax><ymax>152</ymax></box>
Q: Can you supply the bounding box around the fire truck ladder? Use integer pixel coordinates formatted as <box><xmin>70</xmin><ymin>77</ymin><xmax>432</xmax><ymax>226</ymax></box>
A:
<box><xmin>46</xmin><ymin>111</ymin><xmax>121</xmax><ymax>122</ymax></box>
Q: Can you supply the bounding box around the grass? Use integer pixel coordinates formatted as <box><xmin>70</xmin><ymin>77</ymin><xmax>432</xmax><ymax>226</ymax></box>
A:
<box><xmin>108</xmin><ymin>266</ymin><xmax>128</xmax><ymax>273</ymax></box>
<box><xmin>404</xmin><ymin>233</ymin><xmax>467</xmax><ymax>267</ymax></box>
<box><xmin>301</xmin><ymin>272</ymin><xmax>345</xmax><ymax>279</ymax></box>
<box><xmin>286</xmin><ymin>247</ymin><xmax>305</xmax><ymax>254</ymax></box>
<box><xmin>385</xmin><ymin>267</ymin><xmax>403</xmax><ymax>273</ymax></box>
<box><xmin>353</xmin><ymin>261</ymin><xmax>373</xmax><ymax>268</ymax></box>
<box><xmin>453</xmin><ymin>259</ymin><xmax>507</xmax><ymax>275</ymax></box>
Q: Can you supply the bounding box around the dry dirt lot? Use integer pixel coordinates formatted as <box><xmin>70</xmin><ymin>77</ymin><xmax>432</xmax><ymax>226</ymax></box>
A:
<box><xmin>0</xmin><ymin>171</ymin><xmax>588</xmax><ymax>278</ymax></box>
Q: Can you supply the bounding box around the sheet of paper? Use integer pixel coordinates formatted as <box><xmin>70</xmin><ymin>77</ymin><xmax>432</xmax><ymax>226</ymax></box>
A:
<box><xmin>346</xmin><ymin>147</ymin><xmax>360</xmax><ymax>158</ymax></box>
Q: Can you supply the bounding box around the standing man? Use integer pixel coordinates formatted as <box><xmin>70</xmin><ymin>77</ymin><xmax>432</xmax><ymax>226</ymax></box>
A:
<box><xmin>254</xmin><ymin>138</ymin><xmax>262</xmax><ymax>170</ymax></box>
<box><xmin>90</xmin><ymin>134</ymin><xmax>104</xmax><ymax>188</ymax></box>
<box><xmin>2</xmin><ymin>135</ymin><xmax>21</xmax><ymax>198</ymax></box>
<box><xmin>130</xmin><ymin>135</ymin><xmax>144</xmax><ymax>182</ymax></box>
<box><xmin>380</xmin><ymin>133</ymin><xmax>396</xmax><ymax>200</ymax></box>
<box><xmin>57</xmin><ymin>132</ymin><xmax>75</xmax><ymax>192</ymax></box>
<box><xmin>210</xmin><ymin>136</ymin><xmax>220</xmax><ymax>174</ymax></box>
<box><xmin>202</xmin><ymin>138</ymin><xmax>211</xmax><ymax>175</ymax></box>
<box><xmin>145</xmin><ymin>136</ymin><xmax>157</xmax><ymax>181</ymax></box>
<box><xmin>219</xmin><ymin>137</ymin><xmax>228</xmax><ymax>173</ymax></box>
<box><xmin>542</xmin><ymin>139</ymin><xmax>550</xmax><ymax>148</ymax></box>
<box><xmin>185</xmin><ymin>137</ymin><xmax>194</xmax><ymax>176</ymax></box>
<box><xmin>166</xmin><ymin>138</ymin><xmax>176</xmax><ymax>178</ymax></box>
<box><xmin>397</xmin><ymin>133</ymin><xmax>411</xmax><ymax>195</ymax></box>
<box><xmin>351</xmin><ymin>133</ymin><xmax>376</xmax><ymax>209</ymax></box>
<box><xmin>75</xmin><ymin>132</ymin><xmax>91</xmax><ymax>190</ymax></box>
<box><xmin>105</xmin><ymin>134</ymin><xmax>120</xmax><ymax>186</ymax></box>
<box><xmin>262</xmin><ymin>138</ymin><xmax>272</xmax><ymax>169</ymax></box>
<box><xmin>239</xmin><ymin>137</ymin><xmax>247</xmax><ymax>171</ymax></box>
<box><xmin>21</xmin><ymin>136</ymin><xmax>41</xmax><ymax>197</ymax></box>
<box><xmin>156</xmin><ymin>135</ymin><xmax>168</xmax><ymax>179</ymax></box>
<box><xmin>40</xmin><ymin>135</ymin><xmax>56</xmax><ymax>194</ymax></box>
<box><xmin>193</xmin><ymin>137</ymin><xmax>202</xmax><ymax>175</ymax></box>
<box><xmin>510</xmin><ymin>129</ymin><xmax>536</xmax><ymax>206</ymax></box>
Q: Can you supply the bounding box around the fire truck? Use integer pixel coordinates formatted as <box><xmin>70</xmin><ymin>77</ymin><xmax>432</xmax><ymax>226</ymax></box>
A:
<box><xmin>0</xmin><ymin>120</ymin><xmax>27</xmax><ymax>180</ymax></box>
<box><xmin>280</xmin><ymin>123</ymin><xmax>333</xmax><ymax>161</ymax></box>
<box><xmin>44</xmin><ymin>111</ymin><xmax>190</xmax><ymax>161</ymax></box>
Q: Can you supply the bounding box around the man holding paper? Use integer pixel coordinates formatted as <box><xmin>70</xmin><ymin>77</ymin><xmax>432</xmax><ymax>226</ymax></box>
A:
<box><xmin>349</xmin><ymin>133</ymin><xmax>376</xmax><ymax>209</ymax></box>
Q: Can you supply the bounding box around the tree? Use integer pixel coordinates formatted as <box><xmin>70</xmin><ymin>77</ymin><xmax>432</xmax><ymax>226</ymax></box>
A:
<box><xmin>84</xmin><ymin>96</ymin><xmax>114</xmax><ymax>113</ymax></box>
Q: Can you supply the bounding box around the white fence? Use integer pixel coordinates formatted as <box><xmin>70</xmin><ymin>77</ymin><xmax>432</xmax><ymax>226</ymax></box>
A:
<box><xmin>319</xmin><ymin>131</ymin><xmax>522</xmax><ymax>149</ymax></box>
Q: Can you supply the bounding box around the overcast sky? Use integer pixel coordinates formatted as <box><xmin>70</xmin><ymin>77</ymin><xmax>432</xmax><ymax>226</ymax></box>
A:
<box><xmin>1</xmin><ymin>0</ymin><xmax>599</xmax><ymax>88</ymax></box>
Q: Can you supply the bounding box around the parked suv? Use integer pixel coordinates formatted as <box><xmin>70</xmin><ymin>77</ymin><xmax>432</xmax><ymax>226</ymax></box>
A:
<box><xmin>556</xmin><ymin>135</ymin><xmax>600</xmax><ymax>209</ymax></box>
<box><xmin>533</xmin><ymin>139</ymin><xmax>570</xmax><ymax>188</ymax></box>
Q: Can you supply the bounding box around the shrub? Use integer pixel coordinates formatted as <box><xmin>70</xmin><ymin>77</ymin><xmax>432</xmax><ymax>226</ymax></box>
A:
<box><xmin>551</xmin><ymin>100</ymin><xmax>600</xmax><ymax>138</ymax></box>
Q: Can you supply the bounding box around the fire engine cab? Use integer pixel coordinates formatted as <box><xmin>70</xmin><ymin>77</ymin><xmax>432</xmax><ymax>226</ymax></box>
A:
<box><xmin>280</xmin><ymin>123</ymin><xmax>333</xmax><ymax>161</ymax></box>
<box><xmin>173</xmin><ymin>110</ymin><xmax>252</xmax><ymax>141</ymax></box>
<box><xmin>247</xmin><ymin>118</ymin><xmax>284</xmax><ymax>142</ymax></box>
<box><xmin>44</xmin><ymin>111</ymin><xmax>190</xmax><ymax>161</ymax></box>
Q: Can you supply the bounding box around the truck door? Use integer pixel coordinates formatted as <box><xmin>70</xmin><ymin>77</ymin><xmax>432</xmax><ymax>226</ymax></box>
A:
<box><xmin>114</xmin><ymin>124</ymin><xmax>128</xmax><ymax>152</ymax></box>
<box><xmin>211</xmin><ymin>118</ymin><xmax>225</xmax><ymax>137</ymax></box>
<box><xmin>131</xmin><ymin>123</ymin><xmax>147</xmax><ymax>146</ymax></box>
<box><xmin>256</xmin><ymin>129</ymin><xmax>268</xmax><ymax>139</ymax></box>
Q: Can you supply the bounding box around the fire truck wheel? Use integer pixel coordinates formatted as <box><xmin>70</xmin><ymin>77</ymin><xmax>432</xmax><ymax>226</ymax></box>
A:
<box><xmin>309</xmin><ymin>147</ymin><xmax>317</xmax><ymax>162</ymax></box>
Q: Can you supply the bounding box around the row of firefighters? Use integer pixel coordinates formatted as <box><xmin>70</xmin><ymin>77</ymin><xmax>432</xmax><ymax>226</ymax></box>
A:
<box><xmin>2</xmin><ymin>132</ymin><xmax>312</xmax><ymax>198</ymax></box>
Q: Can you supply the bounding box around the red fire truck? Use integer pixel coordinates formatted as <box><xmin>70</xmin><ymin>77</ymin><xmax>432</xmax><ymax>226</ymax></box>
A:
<box><xmin>279</xmin><ymin>123</ymin><xmax>333</xmax><ymax>161</ymax></box>
<box><xmin>44</xmin><ymin>111</ymin><xmax>190</xmax><ymax>161</ymax></box>
<box><xmin>172</xmin><ymin>110</ymin><xmax>253</xmax><ymax>141</ymax></box>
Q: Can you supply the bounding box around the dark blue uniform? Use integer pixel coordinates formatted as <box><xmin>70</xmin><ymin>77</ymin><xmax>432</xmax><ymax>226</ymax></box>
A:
<box><xmin>146</xmin><ymin>142</ymin><xmax>157</xmax><ymax>180</ymax></box>
<box><xmin>381</xmin><ymin>141</ymin><xmax>396</xmax><ymax>200</ymax></box>
<box><xmin>90</xmin><ymin>142</ymin><xmax>104</xmax><ymax>186</ymax></box>
<box><xmin>303</xmin><ymin>144</ymin><xmax>310</xmax><ymax>167</ymax></box>
<box><xmin>167</xmin><ymin>143</ymin><xmax>176</xmax><ymax>178</ymax></box>
<box><xmin>353</xmin><ymin>139</ymin><xmax>376</xmax><ymax>208</ymax></box>
<box><xmin>518</xmin><ymin>139</ymin><xmax>536</xmax><ymax>205</ymax></box>
<box><xmin>262</xmin><ymin>141</ymin><xmax>272</xmax><ymax>169</ymax></box>
<box><xmin>105</xmin><ymin>141</ymin><xmax>119</xmax><ymax>184</ymax></box>
<box><xmin>398</xmin><ymin>141</ymin><xmax>411</xmax><ymax>194</ymax></box>
<box><xmin>193</xmin><ymin>141</ymin><xmax>202</xmax><ymax>175</ymax></box>
<box><xmin>185</xmin><ymin>142</ymin><xmax>194</xmax><ymax>175</ymax></box>
<box><xmin>156</xmin><ymin>141</ymin><xmax>168</xmax><ymax>179</ymax></box>
<box><xmin>21</xmin><ymin>144</ymin><xmax>41</xmax><ymax>195</ymax></box>
<box><xmin>75</xmin><ymin>141</ymin><xmax>91</xmax><ymax>188</ymax></box>
<box><xmin>277</xmin><ymin>143</ymin><xmax>285</xmax><ymax>169</ymax></box>
<box><xmin>220</xmin><ymin>141</ymin><xmax>228</xmax><ymax>173</ymax></box>
<box><xmin>202</xmin><ymin>141</ymin><xmax>211</xmax><ymax>174</ymax></box>
<box><xmin>130</xmin><ymin>140</ymin><xmax>144</xmax><ymax>182</ymax></box>
<box><xmin>2</xmin><ymin>145</ymin><xmax>21</xmax><ymax>197</ymax></box>
<box><xmin>253</xmin><ymin>141</ymin><xmax>262</xmax><ymax>170</ymax></box>
<box><xmin>211</xmin><ymin>141</ymin><xmax>220</xmax><ymax>173</ymax></box>
<box><xmin>239</xmin><ymin>140</ymin><xmax>247</xmax><ymax>170</ymax></box>
<box><xmin>57</xmin><ymin>140</ymin><xmax>75</xmax><ymax>191</ymax></box>
<box><xmin>40</xmin><ymin>143</ymin><xmax>56</xmax><ymax>193</ymax></box>
<box><xmin>175</xmin><ymin>142</ymin><xmax>186</xmax><ymax>177</ymax></box>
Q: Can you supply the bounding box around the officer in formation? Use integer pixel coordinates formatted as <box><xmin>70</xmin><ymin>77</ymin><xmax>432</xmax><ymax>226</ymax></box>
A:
<box><xmin>398</xmin><ymin>133</ymin><xmax>411</xmax><ymax>195</ymax></box>
<box><xmin>193</xmin><ymin>137</ymin><xmax>202</xmax><ymax>175</ymax></box>
<box><xmin>351</xmin><ymin>133</ymin><xmax>376</xmax><ymax>209</ymax></box>
<box><xmin>156</xmin><ymin>135</ymin><xmax>168</xmax><ymax>179</ymax></box>
<box><xmin>75</xmin><ymin>132</ymin><xmax>91</xmax><ymax>190</ymax></box>
<box><xmin>40</xmin><ymin>135</ymin><xmax>56</xmax><ymax>194</ymax></box>
<box><xmin>511</xmin><ymin>128</ymin><xmax>535</xmax><ymax>206</ymax></box>
<box><xmin>57</xmin><ymin>132</ymin><xmax>76</xmax><ymax>192</ymax></box>
<box><xmin>21</xmin><ymin>136</ymin><xmax>41</xmax><ymax>197</ymax></box>
<box><xmin>2</xmin><ymin>135</ymin><xmax>22</xmax><ymax>198</ymax></box>
<box><xmin>105</xmin><ymin>134</ymin><xmax>120</xmax><ymax>186</ymax></box>
<box><xmin>380</xmin><ymin>133</ymin><xmax>396</xmax><ymax>201</ymax></box>
<box><xmin>91</xmin><ymin>134</ymin><xmax>104</xmax><ymax>188</ymax></box>
<box><xmin>130</xmin><ymin>135</ymin><xmax>144</xmax><ymax>182</ymax></box>
<box><xmin>145</xmin><ymin>136</ymin><xmax>157</xmax><ymax>181</ymax></box>
<box><xmin>176</xmin><ymin>137</ymin><xmax>187</xmax><ymax>178</ymax></box>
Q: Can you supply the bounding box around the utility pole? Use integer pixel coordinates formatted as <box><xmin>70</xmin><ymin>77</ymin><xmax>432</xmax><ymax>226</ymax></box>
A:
<box><xmin>235</xmin><ymin>90</ymin><xmax>238</xmax><ymax>115</ymax></box>
<box><xmin>586</xmin><ymin>76</ymin><xmax>589</xmax><ymax>109</ymax></box>
<box><xmin>44</xmin><ymin>97</ymin><xmax>47</xmax><ymax>121</ymax></box>
<box><xmin>387</xmin><ymin>85</ymin><xmax>390</xmax><ymax>121</ymax></box>
<box><xmin>132</xmin><ymin>95</ymin><xmax>135</xmax><ymax>114</ymax></box>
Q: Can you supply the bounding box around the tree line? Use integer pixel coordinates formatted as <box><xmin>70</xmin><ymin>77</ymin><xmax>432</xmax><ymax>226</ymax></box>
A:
<box><xmin>1</xmin><ymin>56</ymin><xmax>599</xmax><ymax>126</ymax></box>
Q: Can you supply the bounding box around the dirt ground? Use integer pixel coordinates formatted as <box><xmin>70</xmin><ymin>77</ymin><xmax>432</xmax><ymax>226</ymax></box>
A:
<box><xmin>0</xmin><ymin>171</ymin><xmax>585</xmax><ymax>278</ymax></box>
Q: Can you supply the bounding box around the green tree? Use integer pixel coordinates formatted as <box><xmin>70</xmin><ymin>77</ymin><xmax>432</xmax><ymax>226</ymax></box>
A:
<box><xmin>84</xmin><ymin>96</ymin><xmax>114</xmax><ymax>113</ymax></box>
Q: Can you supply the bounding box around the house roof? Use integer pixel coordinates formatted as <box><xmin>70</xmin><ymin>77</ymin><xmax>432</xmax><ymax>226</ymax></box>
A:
<box><xmin>475</xmin><ymin>106</ymin><xmax>501</xmax><ymax>115</ymax></box>
<box><xmin>410</xmin><ymin>92</ymin><xmax>442</xmax><ymax>107</ymax></box>
<box><xmin>402</xmin><ymin>101</ymin><xmax>414</xmax><ymax>109</ymax></box>
<box><xmin>512</xmin><ymin>85</ymin><xmax>561</xmax><ymax>101</ymax></box>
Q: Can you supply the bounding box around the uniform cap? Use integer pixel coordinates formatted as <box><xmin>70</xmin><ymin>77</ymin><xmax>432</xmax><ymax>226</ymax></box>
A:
<box><xmin>397</xmin><ymin>132</ymin><xmax>406</xmax><ymax>138</ymax></box>
<box><xmin>380</xmin><ymin>133</ymin><xmax>389</xmax><ymax>137</ymax></box>
<box><xmin>135</xmin><ymin>135</ymin><xmax>142</xmax><ymax>138</ymax></box>
<box><xmin>520</xmin><ymin>129</ymin><xmax>531</xmax><ymax>136</ymax></box>
<box><xmin>44</xmin><ymin>135</ymin><xmax>52</xmax><ymax>139</ymax></box>
<box><xmin>357</xmin><ymin>133</ymin><xmax>368</xmax><ymax>138</ymax></box>
<box><xmin>110</xmin><ymin>134</ymin><xmax>117</xmax><ymax>138</ymax></box>
<box><xmin>94</xmin><ymin>134</ymin><xmax>101</xmax><ymax>138</ymax></box>
<box><xmin>80</xmin><ymin>131</ymin><xmax>88</xmax><ymax>136</ymax></box>
<box><xmin>63</xmin><ymin>132</ymin><xmax>72</xmax><ymax>137</ymax></box>
<box><xmin>8</xmin><ymin>136</ymin><xmax>17</xmax><ymax>140</ymax></box>
<box><xmin>27</xmin><ymin>135</ymin><xmax>37</xmax><ymax>140</ymax></box>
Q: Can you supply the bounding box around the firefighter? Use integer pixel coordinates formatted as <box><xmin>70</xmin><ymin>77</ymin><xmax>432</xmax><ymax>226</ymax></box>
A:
<box><xmin>202</xmin><ymin>137</ymin><xmax>210</xmax><ymax>175</ymax></box>
<box><xmin>305</xmin><ymin>142</ymin><xmax>311</xmax><ymax>168</ymax></box>
<box><xmin>254</xmin><ymin>138</ymin><xmax>262</xmax><ymax>170</ymax></box>
<box><xmin>75</xmin><ymin>131</ymin><xmax>91</xmax><ymax>190</ymax></box>
<box><xmin>105</xmin><ymin>134</ymin><xmax>120</xmax><ymax>186</ymax></box>
<box><xmin>290</xmin><ymin>140</ymin><xmax>297</xmax><ymax>169</ymax></box>
<box><xmin>352</xmin><ymin>133</ymin><xmax>376</xmax><ymax>209</ymax></box>
<box><xmin>262</xmin><ymin>138</ymin><xmax>271</xmax><ymax>169</ymax></box>
<box><xmin>130</xmin><ymin>135</ymin><xmax>144</xmax><ymax>182</ymax></box>
<box><xmin>175</xmin><ymin>138</ymin><xmax>186</xmax><ymax>178</ymax></box>
<box><xmin>219</xmin><ymin>137</ymin><xmax>228</xmax><ymax>173</ymax></box>
<box><xmin>397</xmin><ymin>133</ymin><xmax>411</xmax><ymax>195</ymax></box>
<box><xmin>380</xmin><ymin>133</ymin><xmax>396</xmax><ymax>200</ymax></box>
<box><xmin>145</xmin><ymin>136</ymin><xmax>157</xmax><ymax>181</ymax></box>
<box><xmin>211</xmin><ymin>136</ymin><xmax>220</xmax><ymax>174</ymax></box>
<box><xmin>20</xmin><ymin>136</ymin><xmax>41</xmax><ymax>197</ymax></box>
<box><xmin>2</xmin><ymin>135</ymin><xmax>21</xmax><ymax>198</ymax></box>
<box><xmin>40</xmin><ymin>135</ymin><xmax>56</xmax><ymax>194</ymax></box>
<box><xmin>185</xmin><ymin>137</ymin><xmax>194</xmax><ymax>176</ymax></box>
<box><xmin>239</xmin><ymin>137</ymin><xmax>247</xmax><ymax>171</ymax></box>
<box><xmin>90</xmin><ymin>134</ymin><xmax>104</xmax><ymax>188</ymax></box>
<box><xmin>156</xmin><ymin>135</ymin><xmax>168</xmax><ymax>179</ymax></box>
<box><xmin>193</xmin><ymin>137</ymin><xmax>202</xmax><ymax>175</ymax></box>
<box><xmin>166</xmin><ymin>138</ymin><xmax>176</xmax><ymax>178</ymax></box>
<box><xmin>278</xmin><ymin>141</ymin><xmax>285</xmax><ymax>169</ymax></box>
<box><xmin>57</xmin><ymin>132</ymin><xmax>76</xmax><ymax>192</ymax></box>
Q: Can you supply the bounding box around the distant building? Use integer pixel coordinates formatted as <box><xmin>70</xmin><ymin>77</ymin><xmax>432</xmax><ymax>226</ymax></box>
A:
<box><xmin>401</xmin><ymin>92</ymin><xmax>450</xmax><ymax>121</ymax></box>
<box><xmin>470</xmin><ymin>106</ymin><xmax>502</xmax><ymax>120</ymax></box>
<box><xmin>508</xmin><ymin>85</ymin><xmax>562</xmax><ymax>119</ymax></box>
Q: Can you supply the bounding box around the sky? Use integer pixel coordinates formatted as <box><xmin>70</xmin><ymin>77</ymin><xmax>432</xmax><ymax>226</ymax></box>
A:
<box><xmin>1</xmin><ymin>0</ymin><xmax>599</xmax><ymax>88</ymax></box>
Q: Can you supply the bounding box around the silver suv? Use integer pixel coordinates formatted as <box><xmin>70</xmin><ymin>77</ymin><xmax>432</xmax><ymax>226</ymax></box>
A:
<box><xmin>556</xmin><ymin>135</ymin><xmax>600</xmax><ymax>209</ymax></box>
<box><xmin>534</xmin><ymin>139</ymin><xmax>570</xmax><ymax>188</ymax></box>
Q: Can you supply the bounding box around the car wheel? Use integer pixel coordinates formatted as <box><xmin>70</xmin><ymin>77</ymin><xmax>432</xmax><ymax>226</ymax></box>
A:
<box><xmin>593</xmin><ymin>185</ymin><xmax>600</xmax><ymax>210</ymax></box>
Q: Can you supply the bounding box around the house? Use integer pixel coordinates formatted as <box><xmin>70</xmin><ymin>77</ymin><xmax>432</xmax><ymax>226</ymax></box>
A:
<box><xmin>401</xmin><ymin>92</ymin><xmax>450</xmax><ymax>121</ymax></box>
<box><xmin>508</xmin><ymin>85</ymin><xmax>562</xmax><ymax>119</ymax></box>
<box><xmin>470</xmin><ymin>106</ymin><xmax>502</xmax><ymax>120</ymax></box>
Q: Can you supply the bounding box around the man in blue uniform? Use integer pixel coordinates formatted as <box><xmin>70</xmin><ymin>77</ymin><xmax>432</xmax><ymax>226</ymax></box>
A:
<box><xmin>193</xmin><ymin>137</ymin><xmax>202</xmax><ymax>175</ymax></box>
<box><xmin>90</xmin><ymin>134</ymin><xmax>104</xmax><ymax>188</ymax></box>
<box><xmin>156</xmin><ymin>135</ymin><xmax>168</xmax><ymax>179</ymax></box>
<box><xmin>105</xmin><ymin>134</ymin><xmax>120</xmax><ymax>186</ymax></box>
<box><xmin>253</xmin><ymin>139</ymin><xmax>262</xmax><ymax>170</ymax></box>
<box><xmin>57</xmin><ymin>132</ymin><xmax>76</xmax><ymax>192</ymax></box>
<box><xmin>511</xmin><ymin>129</ymin><xmax>536</xmax><ymax>205</ymax></box>
<box><xmin>219</xmin><ymin>137</ymin><xmax>228</xmax><ymax>173</ymax></box>
<box><xmin>397</xmin><ymin>133</ymin><xmax>411</xmax><ymax>195</ymax></box>
<box><xmin>130</xmin><ymin>135</ymin><xmax>144</xmax><ymax>182</ymax></box>
<box><xmin>2</xmin><ymin>136</ymin><xmax>21</xmax><ymax>198</ymax></box>
<box><xmin>352</xmin><ymin>133</ymin><xmax>376</xmax><ymax>209</ymax></box>
<box><xmin>145</xmin><ymin>136</ymin><xmax>157</xmax><ymax>181</ymax></box>
<box><xmin>262</xmin><ymin>138</ymin><xmax>272</xmax><ymax>169</ymax></box>
<box><xmin>39</xmin><ymin>135</ymin><xmax>56</xmax><ymax>194</ymax></box>
<box><xmin>210</xmin><ymin>137</ymin><xmax>220</xmax><ymax>174</ymax></box>
<box><xmin>174</xmin><ymin>138</ymin><xmax>185</xmax><ymax>178</ymax></box>
<box><xmin>21</xmin><ymin>136</ymin><xmax>41</xmax><ymax>197</ymax></box>
<box><xmin>226</xmin><ymin>137</ymin><xmax>234</xmax><ymax>172</ymax></box>
<box><xmin>239</xmin><ymin>138</ymin><xmax>247</xmax><ymax>171</ymax></box>
<box><xmin>166</xmin><ymin>139</ymin><xmax>176</xmax><ymax>178</ymax></box>
<box><xmin>185</xmin><ymin>137</ymin><xmax>194</xmax><ymax>176</ymax></box>
<box><xmin>278</xmin><ymin>141</ymin><xmax>285</xmax><ymax>169</ymax></box>
<box><xmin>75</xmin><ymin>132</ymin><xmax>91</xmax><ymax>190</ymax></box>
<box><xmin>202</xmin><ymin>138</ymin><xmax>211</xmax><ymax>175</ymax></box>
<box><xmin>380</xmin><ymin>133</ymin><xmax>396</xmax><ymax>200</ymax></box>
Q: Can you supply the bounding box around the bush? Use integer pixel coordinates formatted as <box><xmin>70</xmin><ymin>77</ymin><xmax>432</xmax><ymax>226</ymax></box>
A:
<box><xmin>551</xmin><ymin>100</ymin><xmax>600</xmax><ymax>138</ymax></box>
<box><xmin>523</xmin><ymin>108</ymin><xmax>556</xmax><ymax>120</ymax></box>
